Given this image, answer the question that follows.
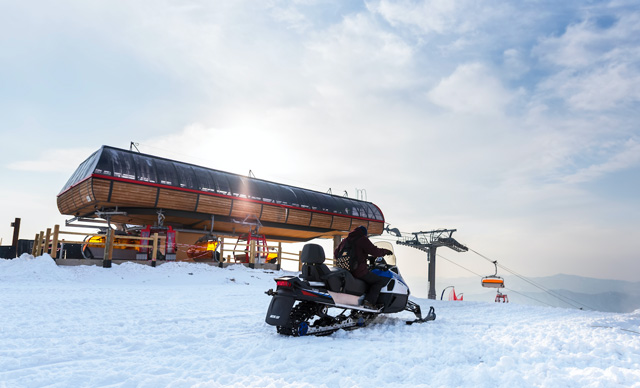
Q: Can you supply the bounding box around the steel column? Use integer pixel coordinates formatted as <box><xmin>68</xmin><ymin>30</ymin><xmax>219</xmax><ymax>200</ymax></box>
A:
<box><xmin>428</xmin><ymin>247</ymin><xmax>437</xmax><ymax>300</ymax></box>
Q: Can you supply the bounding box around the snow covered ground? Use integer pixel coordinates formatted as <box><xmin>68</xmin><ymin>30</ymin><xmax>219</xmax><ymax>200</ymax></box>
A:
<box><xmin>1</xmin><ymin>255</ymin><xmax>639</xmax><ymax>388</ymax></box>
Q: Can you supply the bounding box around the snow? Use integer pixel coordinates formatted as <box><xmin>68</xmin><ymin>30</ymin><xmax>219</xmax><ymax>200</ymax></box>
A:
<box><xmin>1</xmin><ymin>254</ymin><xmax>639</xmax><ymax>388</ymax></box>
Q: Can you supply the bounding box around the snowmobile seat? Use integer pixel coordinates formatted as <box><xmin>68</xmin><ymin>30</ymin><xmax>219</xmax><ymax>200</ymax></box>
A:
<box><xmin>300</xmin><ymin>243</ymin><xmax>332</xmax><ymax>282</ymax></box>
<box><xmin>324</xmin><ymin>268</ymin><xmax>367</xmax><ymax>295</ymax></box>
<box><xmin>299</xmin><ymin>243</ymin><xmax>367</xmax><ymax>295</ymax></box>
<box><xmin>301</xmin><ymin>262</ymin><xmax>332</xmax><ymax>282</ymax></box>
<box><xmin>300</xmin><ymin>243</ymin><xmax>326</xmax><ymax>264</ymax></box>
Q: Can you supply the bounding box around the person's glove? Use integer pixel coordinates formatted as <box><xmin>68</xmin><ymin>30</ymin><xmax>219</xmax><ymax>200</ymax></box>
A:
<box><xmin>384</xmin><ymin>249</ymin><xmax>393</xmax><ymax>256</ymax></box>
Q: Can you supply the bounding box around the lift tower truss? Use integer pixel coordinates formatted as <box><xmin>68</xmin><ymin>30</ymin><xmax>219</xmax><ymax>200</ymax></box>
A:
<box><xmin>394</xmin><ymin>229</ymin><xmax>468</xmax><ymax>300</ymax></box>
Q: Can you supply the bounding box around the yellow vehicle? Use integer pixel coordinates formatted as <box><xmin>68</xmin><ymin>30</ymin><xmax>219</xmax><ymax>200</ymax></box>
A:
<box><xmin>81</xmin><ymin>234</ymin><xmax>138</xmax><ymax>259</ymax></box>
<box><xmin>187</xmin><ymin>235</ymin><xmax>221</xmax><ymax>262</ymax></box>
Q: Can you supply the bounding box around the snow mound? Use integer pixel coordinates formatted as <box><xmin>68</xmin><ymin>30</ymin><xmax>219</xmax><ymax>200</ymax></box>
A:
<box><xmin>1</xmin><ymin>256</ymin><xmax>639</xmax><ymax>388</ymax></box>
<box><xmin>0</xmin><ymin>253</ymin><xmax>69</xmax><ymax>282</ymax></box>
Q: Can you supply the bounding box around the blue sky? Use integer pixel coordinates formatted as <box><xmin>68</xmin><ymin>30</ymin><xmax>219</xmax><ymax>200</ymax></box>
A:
<box><xmin>1</xmin><ymin>0</ymin><xmax>639</xmax><ymax>282</ymax></box>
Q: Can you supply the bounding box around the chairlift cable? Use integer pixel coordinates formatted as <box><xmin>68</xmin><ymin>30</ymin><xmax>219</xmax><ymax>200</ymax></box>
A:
<box><xmin>502</xmin><ymin>287</ymin><xmax>557</xmax><ymax>308</ymax></box>
<box><xmin>436</xmin><ymin>253</ymin><xmax>483</xmax><ymax>277</ymax></box>
<box><xmin>471</xmin><ymin>248</ymin><xmax>591</xmax><ymax>309</ymax></box>
<box><xmin>496</xmin><ymin>262</ymin><xmax>591</xmax><ymax>310</ymax></box>
<box><xmin>487</xmin><ymin>258</ymin><xmax>591</xmax><ymax>310</ymax></box>
<box><xmin>437</xmin><ymin>253</ymin><xmax>558</xmax><ymax>308</ymax></box>
<box><xmin>383</xmin><ymin>229</ymin><xmax>596</xmax><ymax>310</ymax></box>
<box><xmin>467</xmin><ymin>247</ymin><xmax>580</xmax><ymax>307</ymax></box>
<box><xmin>468</xmin><ymin>248</ymin><xmax>595</xmax><ymax>310</ymax></box>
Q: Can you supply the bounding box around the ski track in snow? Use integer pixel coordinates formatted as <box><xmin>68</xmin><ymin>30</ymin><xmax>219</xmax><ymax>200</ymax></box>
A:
<box><xmin>1</xmin><ymin>254</ymin><xmax>639</xmax><ymax>388</ymax></box>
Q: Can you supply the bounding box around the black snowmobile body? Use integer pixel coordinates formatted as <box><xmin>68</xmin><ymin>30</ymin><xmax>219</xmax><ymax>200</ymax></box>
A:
<box><xmin>265</xmin><ymin>243</ymin><xmax>435</xmax><ymax>336</ymax></box>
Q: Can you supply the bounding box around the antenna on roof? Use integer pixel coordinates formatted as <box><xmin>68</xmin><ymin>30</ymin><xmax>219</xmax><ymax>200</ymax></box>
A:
<box><xmin>248</xmin><ymin>170</ymin><xmax>256</xmax><ymax>178</ymax></box>
<box><xmin>355</xmin><ymin>188</ymin><xmax>367</xmax><ymax>201</ymax></box>
<box><xmin>130</xmin><ymin>142</ymin><xmax>140</xmax><ymax>153</ymax></box>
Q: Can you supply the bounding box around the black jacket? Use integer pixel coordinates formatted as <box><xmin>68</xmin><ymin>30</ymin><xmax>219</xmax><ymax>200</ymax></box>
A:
<box><xmin>334</xmin><ymin>227</ymin><xmax>390</xmax><ymax>278</ymax></box>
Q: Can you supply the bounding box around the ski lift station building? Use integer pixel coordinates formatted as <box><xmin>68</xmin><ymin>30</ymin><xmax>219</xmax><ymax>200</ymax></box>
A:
<box><xmin>57</xmin><ymin>146</ymin><xmax>385</xmax><ymax>260</ymax></box>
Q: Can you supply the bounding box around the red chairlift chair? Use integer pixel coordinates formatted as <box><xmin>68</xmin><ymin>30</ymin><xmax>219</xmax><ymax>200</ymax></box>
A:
<box><xmin>495</xmin><ymin>290</ymin><xmax>509</xmax><ymax>303</ymax></box>
<box><xmin>233</xmin><ymin>233</ymin><xmax>275</xmax><ymax>264</ymax></box>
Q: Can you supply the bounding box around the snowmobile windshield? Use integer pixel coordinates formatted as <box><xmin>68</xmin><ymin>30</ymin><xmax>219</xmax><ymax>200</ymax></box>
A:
<box><xmin>374</xmin><ymin>241</ymin><xmax>396</xmax><ymax>266</ymax></box>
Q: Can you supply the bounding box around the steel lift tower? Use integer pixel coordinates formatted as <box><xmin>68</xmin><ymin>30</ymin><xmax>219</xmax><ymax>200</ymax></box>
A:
<box><xmin>390</xmin><ymin>228</ymin><xmax>468</xmax><ymax>300</ymax></box>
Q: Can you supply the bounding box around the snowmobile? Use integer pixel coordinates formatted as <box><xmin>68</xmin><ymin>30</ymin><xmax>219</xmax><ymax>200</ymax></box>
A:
<box><xmin>265</xmin><ymin>242</ymin><xmax>436</xmax><ymax>336</ymax></box>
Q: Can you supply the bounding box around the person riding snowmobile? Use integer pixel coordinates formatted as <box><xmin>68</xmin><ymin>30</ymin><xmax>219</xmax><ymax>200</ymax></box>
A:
<box><xmin>334</xmin><ymin>226</ymin><xmax>393</xmax><ymax>310</ymax></box>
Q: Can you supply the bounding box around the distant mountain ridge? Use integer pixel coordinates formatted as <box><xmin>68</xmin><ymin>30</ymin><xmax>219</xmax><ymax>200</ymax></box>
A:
<box><xmin>406</xmin><ymin>273</ymin><xmax>640</xmax><ymax>313</ymax></box>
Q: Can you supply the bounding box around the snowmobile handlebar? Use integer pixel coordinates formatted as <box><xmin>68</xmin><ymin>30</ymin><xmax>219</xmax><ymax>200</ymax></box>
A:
<box><xmin>368</xmin><ymin>256</ymin><xmax>390</xmax><ymax>270</ymax></box>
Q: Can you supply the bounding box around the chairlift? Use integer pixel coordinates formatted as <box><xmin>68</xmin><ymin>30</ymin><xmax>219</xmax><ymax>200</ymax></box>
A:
<box><xmin>495</xmin><ymin>290</ymin><xmax>509</xmax><ymax>303</ymax></box>
<box><xmin>481</xmin><ymin>261</ymin><xmax>505</xmax><ymax>289</ymax></box>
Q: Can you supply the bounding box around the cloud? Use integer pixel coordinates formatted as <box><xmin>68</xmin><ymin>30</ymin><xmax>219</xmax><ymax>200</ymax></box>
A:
<box><xmin>503</xmin><ymin>48</ymin><xmax>530</xmax><ymax>79</ymax></box>
<box><xmin>7</xmin><ymin>148</ymin><xmax>95</xmax><ymax>173</ymax></box>
<box><xmin>563</xmin><ymin>138</ymin><xmax>640</xmax><ymax>184</ymax></box>
<box><xmin>533</xmin><ymin>12</ymin><xmax>640</xmax><ymax>111</ymax></box>
<box><xmin>544</xmin><ymin>64</ymin><xmax>640</xmax><ymax>111</ymax></box>
<box><xmin>267</xmin><ymin>2</ymin><xmax>311</xmax><ymax>32</ymax></box>
<box><xmin>426</xmin><ymin>63</ymin><xmax>515</xmax><ymax>115</ymax></box>
<box><xmin>368</xmin><ymin>0</ymin><xmax>493</xmax><ymax>35</ymax></box>
<box><xmin>137</xmin><ymin>122</ymin><xmax>351</xmax><ymax>194</ymax></box>
<box><xmin>305</xmin><ymin>12</ymin><xmax>416</xmax><ymax>98</ymax></box>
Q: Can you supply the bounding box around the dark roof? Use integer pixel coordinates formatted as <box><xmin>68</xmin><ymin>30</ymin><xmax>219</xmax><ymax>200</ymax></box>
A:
<box><xmin>60</xmin><ymin>146</ymin><xmax>384</xmax><ymax>221</ymax></box>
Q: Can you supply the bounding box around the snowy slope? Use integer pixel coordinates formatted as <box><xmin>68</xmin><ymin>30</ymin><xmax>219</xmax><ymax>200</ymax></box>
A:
<box><xmin>1</xmin><ymin>255</ymin><xmax>639</xmax><ymax>388</ymax></box>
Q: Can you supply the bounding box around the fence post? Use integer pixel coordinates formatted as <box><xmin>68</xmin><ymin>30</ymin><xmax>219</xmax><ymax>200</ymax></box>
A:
<box><xmin>32</xmin><ymin>233</ymin><xmax>39</xmax><ymax>256</ymax></box>
<box><xmin>277</xmin><ymin>242</ymin><xmax>282</xmax><ymax>271</ymax></box>
<box><xmin>44</xmin><ymin>228</ymin><xmax>52</xmax><ymax>256</ymax></box>
<box><xmin>249</xmin><ymin>238</ymin><xmax>257</xmax><ymax>268</ymax></box>
<box><xmin>51</xmin><ymin>225</ymin><xmax>60</xmax><ymax>259</ymax></box>
<box><xmin>103</xmin><ymin>228</ymin><xmax>113</xmax><ymax>268</ymax></box>
<box><xmin>151</xmin><ymin>233</ymin><xmax>159</xmax><ymax>267</ymax></box>
<box><xmin>37</xmin><ymin>231</ymin><xmax>45</xmax><ymax>256</ymax></box>
<box><xmin>11</xmin><ymin>217</ymin><xmax>20</xmax><ymax>258</ymax></box>
<box><xmin>34</xmin><ymin>231</ymin><xmax>40</xmax><ymax>256</ymax></box>
<box><xmin>218</xmin><ymin>238</ymin><xmax>224</xmax><ymax>268</ymax></box>
<box><xmin>108</xmin><ymin>232</ymin><xmax>115</xmax><ymax>264</ymax></box>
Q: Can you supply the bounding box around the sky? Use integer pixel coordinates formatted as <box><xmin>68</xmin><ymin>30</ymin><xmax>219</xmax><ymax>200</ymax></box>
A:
<box><xmin>1</xmin><ymin>0</ymin><xmax>639</xmax><ymax>282</ymax></box>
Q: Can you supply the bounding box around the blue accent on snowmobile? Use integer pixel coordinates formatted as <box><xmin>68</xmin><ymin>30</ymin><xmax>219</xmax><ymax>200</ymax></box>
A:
<box><xmin>372</xmin><ymin>268</ymin><xmax>409</xmax><ymax>288</ymax></box>
<box><xmin>298</xmin><ymin>322</ymin><xmax>309</xmax><ymax>336</ymax></box>
<box><xmin>371</xmin><ymin>269</ymin><xmax>394</xmax><ymax>278</ymax></box>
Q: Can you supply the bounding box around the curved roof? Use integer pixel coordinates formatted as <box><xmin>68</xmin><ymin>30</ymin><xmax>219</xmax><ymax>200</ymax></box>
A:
<box><xmin>60</xmin><ymin>146</ymin><xmax>384</xmax><ymax>222</ymax></box>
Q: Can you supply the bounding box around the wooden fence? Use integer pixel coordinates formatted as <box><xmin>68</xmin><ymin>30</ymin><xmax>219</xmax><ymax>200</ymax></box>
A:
<box><xmin>32</xmin><ymin>224</ymin><xmax>165</xmax><ymax>268</ymax></box>
<box><xmin>31</xmin><ymin>224</ymin><xmax>336</xmax><ymax>270</ymax></box>
<box><xmin>212</xmin><ymin>238</ymin><xmax>334</xmax><ymax>270</ymax></box>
